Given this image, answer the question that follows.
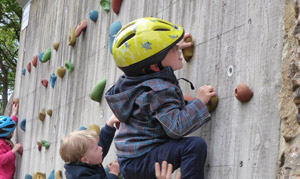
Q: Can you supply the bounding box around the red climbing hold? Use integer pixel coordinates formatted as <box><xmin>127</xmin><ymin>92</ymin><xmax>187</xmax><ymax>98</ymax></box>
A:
<box><xmin>75</xmin><ymin>20</ymin><xmax>87</xmax><ymax>37</ymax></box>
<box><xmin>41</xmin><ymin>78</ymin><xmax>48</xmax><ymax>88</ymax></box>
<box><xmin>32</xmin><ymin>55</ymin><xmax>38</xmax><ymax>67</ymax></box>
<box><xmin>37</xmin><ymin>141</ymin><xmax>42</xmax><ymax>151</ymax></box>
<box><xmin>111</xmin><ymin>0</ymin><xmax>122</xmax><ymax>14</ymax></box>
<box><xmin>27</xmin><ymin>62</ymin><xmax>31</xmax><ymax>73</ymax></box>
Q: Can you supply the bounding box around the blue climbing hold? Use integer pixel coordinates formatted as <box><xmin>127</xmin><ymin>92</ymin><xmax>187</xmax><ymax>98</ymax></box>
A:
<box><xmin>25</xmin><ymin>174</ymin><xmax>32</xmax><ymax>179</ymax></box>
<box><xmin>109</xmin><ymin>21</ymin><xmax>122</xmax><ymax>54</ymax></box>
<box><xmin>78</xmin><ymin>126</ymin><xmax>87</xmax><ymax>131</ymax></box>
<box><xmin>38</xmin><ymin>52</ymin><xmax>44</xmax><ymax>62</ymax></box>
<box><xmin>22</xmin><ymin>69</ymin><xmax>26</xmax><ymax>76</ymax></box>
<box><xmin>50</xmin><ymin>73</ymin><xmax>57</xmax><ymax>88</ymax></box>
<box><xmin>20</xmin><ymin>118</ymin><xmax>26</xmax><ymax>131</ymax></box>
<box><xmin>89</xmin><ymin>10</ymin><xmax>98</xmax><ymax>22</ymax></box>
<box><xmin>48</xmin><ymin>170</ymin><xmax>55</xmax><ymax>179</ymax></box>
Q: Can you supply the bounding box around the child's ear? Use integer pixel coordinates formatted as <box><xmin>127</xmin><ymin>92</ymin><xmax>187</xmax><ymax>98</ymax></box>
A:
<box><xmin>149</xmin><ymin>64</ymin><xmax>160</xmax><ymax>72</ymax></box>
<box><xmin>80</xmin><ymin>156</ymin><xmax>89</xmax><ymax>164</ymax></box>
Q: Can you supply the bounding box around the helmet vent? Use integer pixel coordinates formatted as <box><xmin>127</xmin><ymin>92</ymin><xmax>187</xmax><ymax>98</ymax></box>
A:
<box><xmin>118</xmin><ymin>33</ymin><xmax>135</xmax><ymax>48</ymax></box>
<box><xmin>154</xmin><ymin>28</ymin><xmax>170</xmax><ymax>31</ymax></box>
<box><xmin>157</xmin><ymin>20</ymin><xmax>172</xmax><ymax>26</ymax></box>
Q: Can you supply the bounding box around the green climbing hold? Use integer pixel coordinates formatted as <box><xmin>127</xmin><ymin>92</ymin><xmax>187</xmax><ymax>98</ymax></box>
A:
<box><xmin>40</xmin><ymin>140</ymin><xmax>50</xmax><ymax>149</ymax></box>
<box><xmin>41</xmin><ymin>48</ymin><xmax>51</xmax><ymax>63</ymax></box>
<box><xmin>90</xmin><ymin>79</ymin><xmax>106</xmax><ymax>102</ymax></box>
<box><xmin>100</xmin><ymin>0</ymin><xmax>110</xmax><ymax>12</ymax></box>
<box><xmin>65</xmin><ymin>61</ymin><xmax>74</xmax><ymax>74</ymax></box>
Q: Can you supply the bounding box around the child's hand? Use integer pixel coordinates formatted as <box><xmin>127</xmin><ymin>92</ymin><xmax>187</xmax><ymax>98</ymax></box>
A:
<box><xmin>196</xmin><ymin>85</ymin><xmax>216</xmax><ymax>105</ymax></box>
<box><xmin>107</xmin><ymin>115</ymin><xmax>120</xmax><ymax>129</ymax></box>
<box><xmin>12</xmin><ymin>103</ymin><xmax>19</xmax><ymax>116</ymax></box>
<box><xmin>155</xmin><ymin>161</ymin><xmax>173</xmax><ymax>179</ymax></box>
<box><xmin>12</xmin><ymin>143</ymin><xmax>23</xmax><ymax>155</ymax></box>
<box><xmin>177</xmin><ymin>33</ymin><xmax>193</xmax><ymax>50</ymax></box>
<box><xmin>107</xmin><ymin>160</ymin><xmax>120</xmax><ymax>176</ymax></box>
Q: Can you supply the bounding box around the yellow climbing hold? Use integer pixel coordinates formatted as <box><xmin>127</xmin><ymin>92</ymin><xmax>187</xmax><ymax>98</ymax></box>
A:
<box><xmin>39</xmin><ymin>108</ymin><xmax>46</xmax><ymax>121</ymax></box>
<box><xmin>53</xmin><ymin>41</ymin><xmax>60</xmax><ymax>51</ymax></box>
<box><xmin>46</xmin><ymin>109</ymin><xmax>52</xmax><ymax>117</ymax></box>
<box><xmin>55</xmin><ymin>170</ymin><xmax>63</xmax><ymax>179</ymax></box>
<box><xmin>182</xmin><ymin>37</ymin><xmax>194</xmax><ymax>62</ymax></box>
<box><xmin>56</xmin><ymin>66</ymin><xmax>66</xmax><ymax>78</ymax></box>
<box><xmin>88</xmin><ymin>124</ymin><xmax>100</xmax><ymax>135</ymax></box>
<box><xmin>33</xmin><ymin>172</ymin><xmax>46</xmax><ymax>179</ymax></box>
<box><xmin>68</xmin><ymin>28</ymin><xmax>76</xmax><ymax>47</ymax></box>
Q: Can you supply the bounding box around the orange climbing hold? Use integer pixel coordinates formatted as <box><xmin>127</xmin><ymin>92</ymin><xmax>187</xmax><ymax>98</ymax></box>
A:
<box><xmin>75</xmin><ymin>20</ymin><xmax>87</xmax><ymax>37</ymax></box>
<box><xmin>111</xmin><ymin>0</ymin><xmax>123</xmax><ymax>14</ymax></box>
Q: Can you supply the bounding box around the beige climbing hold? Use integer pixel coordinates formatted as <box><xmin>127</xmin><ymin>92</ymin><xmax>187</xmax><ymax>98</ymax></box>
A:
<box><xmin>56</xmin><ymin>66</ymin><xmax>66</xmax><ymax>78</ymax></box>
<box><xmin>46</xmin><ymin>109</ymin><xmax>52</xmax><ymax>117</ymax></box>
<box><xmin>33</xmin><ymin>172</ymin><xmax>46</xmax><ymax>179</ymax></box>
<box><xmin>39</xmin><ymin>108</ymin><xmax>46</xmax><ymax>121</ymax></box>
<box><xmin>88</xmin><ymin>124</ymin><xmax>100</xmax><ymax>135</ymax></box>
<box><xmin>68</xmin><ymin>28</ymin><xmax>76</xmax><ymax>47</ymax></box>
<box><xmin>53</xmin><ymin>41</ymin><xmax>60</xmax><ymax>51</ymax></box>
<box><xmin>55</xmin><ymin>170</ymin><xmax>63</xmax><ymax>179</ymax></box>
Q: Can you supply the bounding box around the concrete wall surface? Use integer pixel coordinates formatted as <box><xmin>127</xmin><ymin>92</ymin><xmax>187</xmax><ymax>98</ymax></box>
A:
<box><xmin>14</xmin><ymin>0</ymin><xmax>283</xmax><ymax>178</ymax></box>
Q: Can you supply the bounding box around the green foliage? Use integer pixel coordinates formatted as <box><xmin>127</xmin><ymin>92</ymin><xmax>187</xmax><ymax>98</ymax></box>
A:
<box><xmin>0</xmin><ymin>0</ymin><xmax>21</xmax><ymax>114</ymax></box>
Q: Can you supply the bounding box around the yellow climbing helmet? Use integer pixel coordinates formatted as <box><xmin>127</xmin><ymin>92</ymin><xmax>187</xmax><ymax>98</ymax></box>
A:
<box><xmin>112</xmin><ymin>17</ymin><xmax>184</xmax><ymax>76</ymax></box>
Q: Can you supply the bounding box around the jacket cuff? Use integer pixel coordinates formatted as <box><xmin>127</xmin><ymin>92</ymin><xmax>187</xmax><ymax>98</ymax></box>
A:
<box><xmin>10</xmin><ymin>115</ymin><xmax>18</xmax><ymax>123</ymax></box>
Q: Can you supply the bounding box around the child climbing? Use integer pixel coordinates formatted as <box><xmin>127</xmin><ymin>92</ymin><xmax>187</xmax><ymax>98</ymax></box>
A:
<box><xmin>0</xmin><ymin>102</ymin><xmax>23</xmax><ymax>179</ymax></box>
<box><xmin>59</xmin><ymin>115</ymin><xmax>120</xmax><ymax>179</ymax></box>
<box><xmin>105</xmin><ymin>17</ymin><xmax>217</xmax><ymax>179</ymax></box>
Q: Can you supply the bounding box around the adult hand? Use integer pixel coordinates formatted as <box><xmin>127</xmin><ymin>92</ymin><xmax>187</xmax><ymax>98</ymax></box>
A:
<box><xmin>155</xmin><ymin>161</ymin><xmax>173</xmax><ymax>179</ymax></box>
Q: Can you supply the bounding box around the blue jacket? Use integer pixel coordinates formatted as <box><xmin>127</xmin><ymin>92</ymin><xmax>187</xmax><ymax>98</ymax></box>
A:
<box><xmin>64</xmin><ymin>124</ymin><xmax>118</xmax><ymax>179</ymax></box>
<box><xmin>105</xmin><ymin>67</ymin><xmax>211</xmax><ymax>158</ymax></box>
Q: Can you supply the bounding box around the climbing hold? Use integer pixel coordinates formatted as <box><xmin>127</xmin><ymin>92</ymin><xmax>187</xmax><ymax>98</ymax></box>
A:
<box><xmin>38</xmin><ymin>52</ymin><xmax>44</xmax><ymax>62</ymax></box>
<box><xmin>55</xmin><ymin>170</ymin><xmax>62</xmax><ymax>179</ymax></box>
<box><xmin>50</xmin><ymin>74</ymin><xmax>57</xmax><ymax>88</ymax></box>
<box><xmin>78</xmin><ymin>126</ymin><xmax>87</xmax><ymax>130</ymax></box>
<box><xmin>75</xmin><ymin>20</ymin><xmax>87</xmax><ymax>37</ymax></box>
<box><xmin>68</xmin><ymin>28</ymin><xmax>76</xmax><ymax>47</ymax></box>
<box><xmin>46</xmin><ymin>109</ymin><xmax>52</xmax><ymax>117</ymax></box>
<box><xmin>41</xmin><ymin>78</ymin><xmax>48</xmax><ymax>88</ymax></box>
<box><xmin>100</xmin><ymin>0</ymin><xmax>110</xmax><ymax>12</ymax></box>
<box><xmin>41</xmin><ymin>47</ymin><xmax>51</xmax><ymax>63</ymax></box>
<box><xmin>89</xmin><ymin>10</ymin><xmax>98</xmax><ymax>22</ymax></box>
<box><xmin>40</xmin><ymin>140</ymin><xmax>50</xmax><ymax>149</ymax></box>
<box><xmin>235</xmin><ymin>83</ymin><xmax>253</xmax><ymax>102</ymax></box>
<box><xmin>111</xmin><ymin>0</ymin><xmax>123</xmax><ymax>14</ymax></box>
<box><xmin>206</xmin><ymin>95</ymin><xmax>218</xmax><ymax>113</ymax></box>
<box><xmin>25</xmin><ymin>174</ymin><xmax>32</xmax><ymax>179</ymax></box>
<box><xmin>48</xmin><ymin>170</ymin><xmax>55</xmax><ymax>179</ymax></box>
<box><xmin>34</xmin><ymin>172</ymin><xmax>46</xmax><ymax>179</ymax></box>
<box><xmin>37</xmin><ymin>141</ymin><xmax>42</xmax><ymax>151</ymax></box>
<box><xmin>183</xmin><ymin>95</ymin><xmax>194</xmax><ymax>103</ymax></box>
<box><xmin>39</xmin><ymin>108</ymin><xmax>46</xmax><ymax>121</ymax></box>
<box><xmin>22</xmin><ymin>69</ymin><xmax>26</xmax><ymax>76</ymax></box>
<box><xmin>65</xmin><ymin>61</ymin><xmax>74</xmax><ymax>74</ymax></box>
<box><xmin>88</xmin><ymin>124</ymin><xmax>100</xmax><ymax>135</ymax></box>
<box><xmin>53</xmin><ymin>41</ymin><xmax>60</xmax><ymax>51</ymax></box>
<box><xmin>56</xmin><ymin>66</ymin><xmax>66</xmax><ymax>78</ymax></box>
<box><xmin>32</xmin><ymin>55</ymin><xmax>38</xmax><ymax>67</ymax></box>
<box><xmin>182</xmin><ymin>37</ymin><xmax>194</xmax><ymax>61</ymax></box>
<box><xmin>90</xmin><ymin>79</ymin><xmax>106</xmax><ymax>102</ymax></box>
<box><xmin>20</xmin><ymin>118</ymin><xmax>26</xmax><ymax>131</ymax></box>
<box><xmin>27</xmin><ymin>62</ymin><xmax>31</xmax><ymax>73</ymax></box>
<box><xmin>109</xmin><ymin>21</ymin><xmax>122</xmax><ymax>53</ymax></box>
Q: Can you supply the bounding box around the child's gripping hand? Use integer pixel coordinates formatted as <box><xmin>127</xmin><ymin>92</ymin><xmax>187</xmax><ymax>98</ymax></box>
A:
<box><xmin>177</xmin><ymin>33</ymin><xmax>193</xmax><ymax>50</ymax></box>
<box><xmin>107</xmin><ymin>115</ymin><xmax>120</xmax><ymax>129</ymax></box>
<box><xmin>12</xmin><ymin>143</ymin><xmax>23</xmax><ymax>155</ymax></box>
<box><xmin>107</xmin><ymin>160</ymin><xmax>120</xmax><ymax>176</ymax></box>
<box><xmin>196</xmin><ymin>85</ymin><xmax>216</xmax><ymax>105</ymax></box>
<box><xmin>12</xmin><ymin>103</ymin><xmax>19</xmax><ymax>116</ymax></box>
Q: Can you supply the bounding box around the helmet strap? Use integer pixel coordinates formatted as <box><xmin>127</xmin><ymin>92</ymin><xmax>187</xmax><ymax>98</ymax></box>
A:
<box><xmin>157</xmin><ymin>62</ymin><xmax>164</xmax><ymax>71</ymax></box>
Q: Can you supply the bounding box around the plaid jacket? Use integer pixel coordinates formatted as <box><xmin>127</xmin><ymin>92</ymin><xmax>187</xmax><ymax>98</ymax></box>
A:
<box><xmin>105</xmin><ymin>67</ymin><xmax>211</xmax><ymax>158</ymax></box>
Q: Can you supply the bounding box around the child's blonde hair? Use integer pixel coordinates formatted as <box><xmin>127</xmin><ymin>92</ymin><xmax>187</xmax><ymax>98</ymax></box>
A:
<box><xmin>59</xmin><ymin>130</ymin><xmax>99</xmax><ymax>163</ymax></box>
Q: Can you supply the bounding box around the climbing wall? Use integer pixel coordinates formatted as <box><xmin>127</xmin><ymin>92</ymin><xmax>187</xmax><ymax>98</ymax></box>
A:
<box><xmin>14</xmin><ymin>0</ymin><xmax>283</xmax><ymax>178</ymax></box>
